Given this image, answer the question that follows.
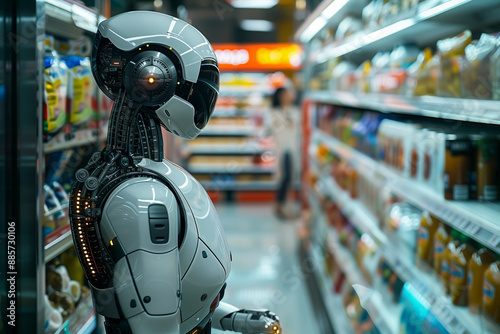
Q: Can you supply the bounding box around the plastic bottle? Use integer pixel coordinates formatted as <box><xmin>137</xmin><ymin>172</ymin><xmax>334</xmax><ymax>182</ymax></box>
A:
<box><xmin>441</xmin><ymin>231</ymin><xmax>460</xmax><ymax>295</ymax></box>
<box><xmin>468</xmin><ymin>247</ymin><xmax>496</xmax><ymax>313</ymax></box>
<box><xmin>433</xmin><ymin>222</ymin><xmax>450</xmax><ymax>274</ymax></box>
<box><xmin>417</xmin><ymin>211</ymin><xmax>439</xmax><ymax>267</ymax></box>
<box><xmin>449</xmin><ymin>232</ymin><xmax>474</xmax><ymax>306</ymax></box>
<box><xmin>484</xmin><ymin>261</ymin><xmax>500</xmax><ymax>325</ymax></box>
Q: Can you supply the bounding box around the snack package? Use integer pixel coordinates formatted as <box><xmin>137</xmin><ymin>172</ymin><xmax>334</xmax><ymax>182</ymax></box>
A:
<box><xmin>63</xmin><ymin>56</ymin><xmax>94</xmax><ymax>129</ymax></box>
<box><xmin>44</xmin><ymin>184</ymin><xmax>67</xmax><ymax>229</ymax></box>
<box><xmin>43</xmin><ymin>56</ymin><xmax>68</xmax><ymax>141</ymax></box>
<box><xmin>462</xmin><ymin>33</ymin><xmax>498</xmax><ymax>99</ymax></box>
<box><xmin>406</xmin><ymin>48</ymin><xmax>438</xmax><ymax>96</ymax></box>
<box><xmin>436</xmin><ymin>30</ymin><xmax>472</xmax><ymax>98</ymax></box>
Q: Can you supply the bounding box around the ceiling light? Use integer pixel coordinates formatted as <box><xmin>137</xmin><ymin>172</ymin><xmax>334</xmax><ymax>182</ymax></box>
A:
<box><xmin>231</xmin><ymin>0</ymin><xmax>279</xmax><ymax>9</ymax></box>
<box><xmin>240</xmin><ymin>20</ymin><xmax>274</xmax><ymax>32</ymax></box>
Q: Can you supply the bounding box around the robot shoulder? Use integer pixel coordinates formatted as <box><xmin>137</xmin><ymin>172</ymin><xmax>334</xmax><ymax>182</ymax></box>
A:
<box><xmin>100</xmin><ymin>176</ymin><xmax>180</xmax><ymax>255</ymax></box>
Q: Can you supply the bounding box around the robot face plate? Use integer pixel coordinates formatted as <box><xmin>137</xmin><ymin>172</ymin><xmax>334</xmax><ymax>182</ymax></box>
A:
<box><xmin>91</xmin><ymin>11</ymin><xmax>220</xmax><ymax>140</ymax></box>
<box><xmin>124</xmin><ymin>50</ymin><xmax>178</xmax><ymax>106</ymax></box>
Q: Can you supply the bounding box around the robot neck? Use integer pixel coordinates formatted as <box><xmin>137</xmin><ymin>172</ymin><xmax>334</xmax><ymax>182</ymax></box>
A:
<box><xmin>106</xmin><ymin>89</ymin><xmax>164</xmax><ymax>162</ymax></box>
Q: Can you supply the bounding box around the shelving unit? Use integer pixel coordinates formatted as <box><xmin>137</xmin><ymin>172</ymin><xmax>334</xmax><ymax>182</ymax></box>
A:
<box><xmin>298</xmin><ymin>0</ymin><xmax>500</xmax><ymax>332</ymax></box>
<box><xmin>309</xmin><ymin>156</ymin><xmax>500</xmax><ymax>334</ymax></box>
<box><xmin>183</xmin><ymin>71</ymin><xmax>281</xmax><ymax>200</ymax></box>
<box><xmin>26</xmin><ymin>0</ymin><xmax>105</xmax><ymax>332</ymax></box>
<box><xmin>304</xmin><ymin>0</ymin><xmax>500</xmax><ymax>63</ymax></box>
<box><xmin>44</xmin><ymin>128</ymin><xmax>100</xmax><ymax>153</ymax></box>
<box><xmin>314</xmin><ymin>130</ymin><xmax>500</xmax><ymax>254</ymax></box>
<box><xmin>307</xmin><ymin>91</ymin><xmax>500</xmax><ymax>125</ymax></box>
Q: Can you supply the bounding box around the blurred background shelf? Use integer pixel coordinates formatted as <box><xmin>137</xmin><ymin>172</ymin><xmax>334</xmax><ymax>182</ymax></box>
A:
<box><xmin>44</xmin><ymin>129</ymin><xmax>100</xmax><ymax>154</ymax></box>
<box><xmin>314</xmin><ymin>130</ymin><xmax>500</xmax><ymax>255</ymax></box>
<box><xmin>44</xmin><ymin>224</ymin><xmax>73</xmax><ymax>264</ymax></box>
<box><xmin>307</xmin><ymin>91</ymin><xmax>500</xmax><ymax>125</ymax></box>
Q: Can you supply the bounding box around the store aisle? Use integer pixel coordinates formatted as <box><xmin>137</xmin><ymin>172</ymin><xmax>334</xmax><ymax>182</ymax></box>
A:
<box><xmin>212</xmin><ymin>203</ymin><xmax>320</xmax><ymax>334</ymax></box>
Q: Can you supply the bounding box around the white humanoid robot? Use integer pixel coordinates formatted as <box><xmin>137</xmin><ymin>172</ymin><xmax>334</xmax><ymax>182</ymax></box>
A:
<box><xmin>69</xmin><ymin>11</ymin><xmax>281</xmax><ymax>334</ymax></box>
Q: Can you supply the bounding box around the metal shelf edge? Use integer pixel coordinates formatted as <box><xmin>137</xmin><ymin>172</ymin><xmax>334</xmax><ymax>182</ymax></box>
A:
<box><xmin>307</xmin><ymin>91</ymin><xmax>500</xmax><ymax>125</ymax></box>
<box><xmin>44</xmin><ymin>229</ymin><xmax>73</xmax><ymax>263</ymax></box>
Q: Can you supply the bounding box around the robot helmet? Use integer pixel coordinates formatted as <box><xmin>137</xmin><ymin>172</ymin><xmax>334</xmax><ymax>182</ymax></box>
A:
<box><xmin>92</xmin><ymin>11</ymin><xmax>219</xmax><ymax>139</ymax></box>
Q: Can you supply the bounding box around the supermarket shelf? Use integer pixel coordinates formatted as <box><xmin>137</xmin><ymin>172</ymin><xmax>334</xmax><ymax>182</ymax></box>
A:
<box><xmin>307</xmin><ymin>90</ymin><xmax>500</xmax><ymax>125</ymax></box>
<box><xmin>44</xmin><ymin>203</ymin><xmax>69</xmax><ymax>218</ymax></box>
<box><xmin>200</xmin><ymin>181</ymin><xmax>277</xmax><ymax>191</ymax></box>
<box><xmin>45</xmin><ymin>0</ymin><xmax>99</xmax><ymax>39</ymax></box>
<box><xmin>186</xmin><ymin>146</ymin><xmax>270</xmax><ymax>155</ymax></box>
<box><xmin>188</xmin><ymin>164</ymin><xmax>275</xmax><ymax>174</ymax></box>
<box><xmin>309</xmin><ymin>191</ymin><xmax>398</xmax><ymax>334</ymax></box>
<box><xmin>311</xmin><ymin>159</ymin><xmax>497</xmax><ymax>334</ymax></box>
<box><xmin>314</xmin><ymin>130</ymin><xmax>500</xmax><ymax>255</ymax></box>
<box><xmin>308</xmin><ymin>242</ymin><xmax>355</xmax><ymax>334</ymax></box>
<box><xmin>44</xmin><ymin>224</ymin><xmax>73</xmax><ymax>263</ymax></box>
<box><xmin>295</xmin><ymin>0</ymin><xmax>366</xmax><ymax>43</ymax></box>
<box><xmin>44</xmin><ymin>128</ymin><xmax>100</xmax><ymax>154</ymax></box>
<box><xmin>200</xmin><ymin>127</ymin><xmax>256</xmax><ymax>137</ymax></box>
<box><xmin>313</xmin><ymin>0</ymin><xmax>500</xmax><ymax>63</ymax></box>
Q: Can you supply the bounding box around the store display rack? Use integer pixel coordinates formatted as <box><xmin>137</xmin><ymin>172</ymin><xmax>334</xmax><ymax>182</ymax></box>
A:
<box><xmin>314</xmin><ymin>130</ymin><xmax>500</xmax><ymax>255</ymax></box>
<box><xmin>308</xmin><ymin>188</ymin><xmax>398</xmax><ymax>334</ymax></box>
<box><xmin>187</xmin><ymin>164</ymin><xmax>275</xmax><ymax>175</ymax></box>
<box><xmin>303</xmin><ymin>0</ymin><xmax>500</xmax><ymax>64</ymax></box>
<box><xmin>308</xmin><ymin>159</ymin><xmax>495</xmax><ymax>334</ymax></box>
<box><xmin>44</xmin><ymin>224</ymin><xmax>73</xmax><ymax>264</ymax></box>
<box><xmin>308</xmin><ymin>91</ymin><xmax>500</xmax><ymax>125</ymax></box>
<box><xmin>299</xmin><ymin>0</ymin><xmax>500</xmax><ymax>332</ymax></box>
<box><xmin>35</xmin><ymin>0</ymin><xmax>104</xmax><ymax>332</ymax></box>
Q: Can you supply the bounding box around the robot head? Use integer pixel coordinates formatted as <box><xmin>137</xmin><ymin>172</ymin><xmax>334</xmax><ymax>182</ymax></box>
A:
<box><xmin>92</xmin><ymin>11</ymin><xmax>219</xmax><ymax>139</ymax></box>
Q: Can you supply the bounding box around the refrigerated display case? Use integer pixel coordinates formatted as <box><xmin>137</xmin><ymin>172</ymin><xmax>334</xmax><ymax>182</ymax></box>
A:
<box><xmin>0</xmin><ymin>1</ymin><xmax>106</xmax><ymax>332</ymax></box>
<box><xmin>297</xmin><ymin>0</ymin><xmax>500</xmax><ymax>333</ymax></box>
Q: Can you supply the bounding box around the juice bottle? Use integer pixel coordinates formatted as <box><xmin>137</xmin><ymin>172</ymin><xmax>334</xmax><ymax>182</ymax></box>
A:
<box><xmin>417</xmin><ymin>211</ymin><xmax>439</xmax><ymax>267</ymax></box>
<box><xmin>468</xmin><ymin>247</ymin><xmax>496</xmax><ymax>313</ymax></box>
<box><xmin>484</xmin><ymin>261</ymin><xmax>500</xmax><ymax>325</ymax></box>
<box><xmin>449</xmin><ymin>232</ymin><xmax>474</xmax><ymax>306</ymax></box>
<box><xmin>476</xmin><ymin>138</ymin><xmax>498</xmax><ymax>201</ymax></box>
<box><xmin>441</xmin><ymin>230</ymin><xmax>460</xmax><ymax>295</ymax></box>
<box><xmin>433</xmin><ymin>222</ymin><xmax>450</xmax><ymax>274</ymax></box>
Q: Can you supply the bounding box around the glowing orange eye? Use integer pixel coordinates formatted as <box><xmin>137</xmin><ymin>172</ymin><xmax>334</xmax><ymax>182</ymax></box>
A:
<box><xmin>148</xmin><ymin>77</ymin><xmax>155</xmax><ymax>84</ymax></box>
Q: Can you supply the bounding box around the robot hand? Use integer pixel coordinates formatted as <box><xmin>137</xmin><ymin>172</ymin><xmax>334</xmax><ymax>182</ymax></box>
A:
<box><xmin>212</xmin><ymin>302</ymin><xmax>281</xmax><ymax>334</ymax></box>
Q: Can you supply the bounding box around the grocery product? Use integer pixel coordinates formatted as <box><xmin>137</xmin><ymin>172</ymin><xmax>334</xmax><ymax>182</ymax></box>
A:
<box><xmin>442</xmin><ymin>134</ymin><xmax>472</xmax><ymax>201</ymax></box>
<box><xmin>399</xmin><ymin>283</ymin><xmax>450</xmax><ymax>334</ymax></box>
<box><xmin>441</xmin><ymin>238</ymin><xmax>460</xmax><ymax>295</ymax></box>
<box><xmin>406</xmin><ymin>48</ymin><xmax>438</xmax><ymax>97</ymax></box>
<box><xmin>436</xmin><ymin>30</ymin><xmax>472</xmax><ymax>98</ymax></box>
<box><xmin>468</xmin><ymin>247</ymin><xmax>496</xmax><ymax>313</ymax></box>
<box><xmin>462</xmin><ymin>33</ymin><xmax>498</xmax><ymax>99</ymax></box>
<box><xmin>416</xmin><ymin>211</ymin><xmax>439</xmax><ymax>267</ymax></box>
<box><xmin>44</xmin><ymin>184</ymin><xmax>67</xmax><ymax>229</ymax></box>
<box><xmin>433</xmin><ymin>222</ymin><xmax>450</xmax><ymax>274</ymax></box>
<box><xmin>483</xmin><ymin>261</ymin><xmax>500</xmax><ymax>325</ymax></box>
<box><xmin>492</xmin><ymin>44</ymin><xmax>500</xmax><ymax>100</ymax></box>
<box><xmin>449</xmin><ymin>233</ymin><xmax>474</xmax><ymax>306</ymax></box>
<box><xmin>63</xmin><ymin>56</ymin><xmax>94</xmax><ymax>128</ymax></box>
<box><xmin>43</xmin><ymin>55</ymin><xmax>68</xmax><ymax>141</ymax></box>
<box><xmin>475</xmin><ymin>138</ymin><xmax>499</xmax><ymax>201</ymax></box>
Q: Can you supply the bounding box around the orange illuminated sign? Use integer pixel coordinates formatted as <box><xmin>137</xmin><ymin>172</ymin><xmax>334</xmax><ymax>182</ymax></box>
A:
<box><xmin>212</xmin><ymin>43</ymin><xmax>302</xmax><ymax>71</ymax></box>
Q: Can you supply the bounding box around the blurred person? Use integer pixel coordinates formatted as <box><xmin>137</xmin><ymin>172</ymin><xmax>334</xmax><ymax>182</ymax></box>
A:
<box><xmin>271</xmin><ymin>86</ymin><xmax>300</xmax><ymax>219</ymax></box>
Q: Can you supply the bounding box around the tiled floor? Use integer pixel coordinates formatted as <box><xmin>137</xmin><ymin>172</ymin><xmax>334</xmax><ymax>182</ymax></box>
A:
<box><xmin>212</xmin><ymin>203</ymin><xmax>320</xmax><ymax>334</ymax></box>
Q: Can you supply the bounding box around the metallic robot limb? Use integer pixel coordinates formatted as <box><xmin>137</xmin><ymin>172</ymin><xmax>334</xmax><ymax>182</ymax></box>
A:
<box><xmin>213</xmin><ymin>303</ymin><xmax>282</xmax><ymax>334</ymax></box>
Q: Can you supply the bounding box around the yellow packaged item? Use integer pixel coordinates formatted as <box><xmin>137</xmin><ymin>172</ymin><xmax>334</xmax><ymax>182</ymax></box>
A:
<box><xmin>43</xmin><ymin>56</ymin><xmax>68</xmax><ymax>139</ymax></box>
<box><xmin>63</xmin><ymin>56</ymin><xmax>94</xmax><ymax>128</ymax></box>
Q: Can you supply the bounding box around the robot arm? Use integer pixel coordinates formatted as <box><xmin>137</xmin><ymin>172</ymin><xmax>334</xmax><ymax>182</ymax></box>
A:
<box><xmin>212</xmin><ymin>302</ymin><xmax>281</xmax><ymax>334</ymax></box>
